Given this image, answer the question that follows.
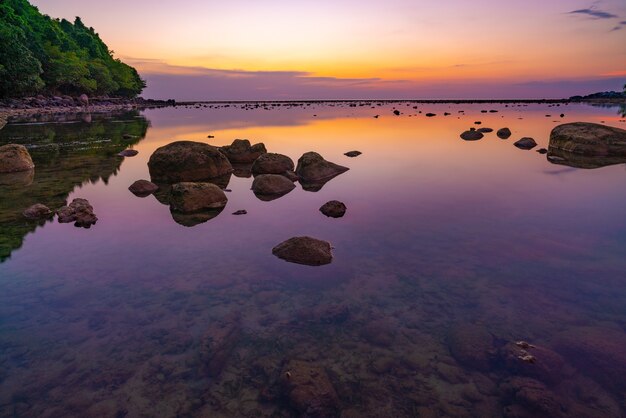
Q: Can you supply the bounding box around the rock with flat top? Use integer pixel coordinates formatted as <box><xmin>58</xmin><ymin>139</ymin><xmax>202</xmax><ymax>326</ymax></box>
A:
<box><xmin>549</xmin><ymin>122</ymin><xmax>626</xmax><ymax>157</ymax></box>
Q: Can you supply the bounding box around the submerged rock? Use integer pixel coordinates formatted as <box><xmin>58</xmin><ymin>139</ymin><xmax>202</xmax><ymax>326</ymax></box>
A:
<box><xmin>320</xmin><ymin>200</ymin><xmax>347</xmax><ymax>218</ymax></box>
<box><xmin>514</xmin><ymin>137</ymin><xmax>538</xmax><ymax>150</ymax></box>
<box><xmin>499</xmin><ymin>342</ymin><xmax>566</xmax><ymax>385</ymax></box>
<box><xmin>220</xmin><ymin>138</ymin><xmax>267</xmax><ymax>163</ymax></box>
<box><xmin>251</xmin><ymin>174</ymin><xmax>296</xmax><ymax>200</ymax></box>
<box><xmin>199</xmin><ymin>314</ymin><xmax>241</xmax><ymax>377</ymax></box>
<box><xmin>148</xmin><ymin>141</ymin><xmax>233</xmax><ymax>183</ymax></box>
<box><xmin>460</xmin><ymin>129</ymin><xmax>484</xmax><ymax>141</ymax></box>
<box><xmin>295</xmin><ymin>152</ymin><xmax>349</xmax><ymax>191</ymax></box>
<box><xmin>169</xmin><ymin>182</ymin><xmax>228</xmax><ymax>213</ymax></box>
<box><xmin>549</xmin><ymin>122</ymin><xmax>626</xmax><ymax>156</ymax></box>
<box><xmin>501</xmin><ymin>377</ymin><xmax>565</xmax><ymax>418</ymax></box>
<box><xmin>272</xmin><ymin>236</ymin><xmax>333</xmax><ymax>266</ymax></box>
<box><xmin>129</xmin><ymin>179</ymin><xmax>159</xmax><ymax>197</ymax></box>
<box><xmin>497</xmin><ymin>128</ymin><xmax>512</xmax><ymax>139</ymax></box>
<box><xmin>281</xmin><ymin>360</ymin><xmax>340</xmax><ymax>417</ymax></box>
<box><xmin>447</xmin><ymin>324</ymin><xmax>494</xmax><ymax>371</ymax></box>
<box><xmin>251</xmin><ymin>153</ymin><xmax>295</xmax><ymax>176</ymax></box>
<box><xmin>23</xmin><ymin>204</ymin><xmax>52</xmax><ymax>220</ymax></box>
<box><xmin>0</xmin><ymin>144</ymin><xmax>35</xmax><ymax>173</ymax></box>
<box><xmin>57</xmin><ymin>198</ymin><xmax>98</xmax><ymax>228</ymax></box>
<box><xmin>344</xmin><ymin>150</ymin><xmax>362</xmax><ymax>157</ymax></box>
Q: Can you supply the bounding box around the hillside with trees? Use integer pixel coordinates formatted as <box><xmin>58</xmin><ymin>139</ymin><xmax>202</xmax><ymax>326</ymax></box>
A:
<box><xmin>0</xmin><ymin>0</ymin><xmax>145</xmax><ymax>98</ymax></box>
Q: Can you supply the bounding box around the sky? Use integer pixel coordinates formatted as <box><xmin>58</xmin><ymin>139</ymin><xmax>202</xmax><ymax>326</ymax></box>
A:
<box><xmin>31</xmin><ymin>0</ymin><xmax>626</xmax><ymax>100</ymax></box>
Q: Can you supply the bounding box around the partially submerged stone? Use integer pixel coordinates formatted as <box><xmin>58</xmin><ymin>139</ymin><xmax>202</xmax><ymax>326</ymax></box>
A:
<box><xmin>0</xmin><ymin>144</ymin><xmax>35</xmax><ymax>173</ymax></box>
<box><xmin>344</xmin><ymin>150</ymin><xmax>362</xmax><ymax>157</ymax></box>
<box><xmin>460</xmin><ymin>129</ymin><xmax>484</xmax><ymax>141</ymax></box>
<box><xmin>251</xmin><ymin>152</ymin><xmax>294</xmax><ymax>176</ymax></box>
<box><xmin>320</xmin><ymin>200</ymin><xmax>346</xmax><ymax>218</ymax></box>
<box><xmin>295</xmin><ymin>152</ymin><xmax>349</xmax><ymax>191</ymax></box>
<box><xmin>57</xmin><ymin>198</ymin><xmax>98</xmax><ymax>228</ymax></box>
<box><xmin>272</xmin><ymin>236</ymin><xmax>333</xmax><ymax>266</ymax></box>
<box><xmin>169</xmin><ymin>182</ymin><xmax>227</xmax><ymax>213</ymax></box>
<box><xmin>477</xmin><ymin>127</ymin><xmax>493</xmax><ymax>133</ymax></box>
<box><xmin>514</xmin><ymin>137</ymin><xmax>538</xmax><ymax>150</ymax></box>
<box><xmin>23</xmin><ymin>204</ymin><xmax>52</xmax><ymax>220</ymax></box>
<box><xmin>128</xmin><ymin>179</ymin><xmax>159</xmax><ymax>197</ymax></box>
<box><xmin>497</xmin><ymin>127</ymin><xmax>512</xmax><ymax>139</ymax></box>
<box><xmin>281</xmin><ymin>360</ymin><xmax>340</xmax><ymax>416</ymax></box>
<box><xmin>148</xmin><ymin>141</ymin><xmax>233</xmax><ymax>183</ymax></box>
<box><xmin>118</xmin><ymin>149</ymin><xmax>139</xmax><ymax>157</ymax></box>
<box><xmin>251</xmin><ymin>174</ymin><xmax>296</xmax><ymax>200</ymax></box>
<box><xmin>220</xmin><ymin>139</ymin><xmax>267</xmax><ymax>163</ymax></box>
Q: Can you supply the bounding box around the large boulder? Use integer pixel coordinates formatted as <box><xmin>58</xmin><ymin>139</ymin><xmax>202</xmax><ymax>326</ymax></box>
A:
<box><xmin>169</xmin><ymin>182</ymin><xmax>228</xmax><ymax>213</ymax></box>
<box><xmin>251</xmin><ymin>152</ymin><xmax>294</xmax><ymax>175</ymax></box>
<box><xmin>0</xmin><ymin>144</ymin><xmax>35</xmax><ymax>173</ymax></box>
<box><xmin>220</xmin><ymin>139</ymin><xmax>267</xmax><ymax>163</ymax></box>
<box><xmin>148</xmin><ymin>141</ymin><xmax>233</xmax><ymax>183</ymax></box>
<box><xmin>549</xmin><ymin>122</ymin><xmax>626</xmax><ymax>156</ymax></box>
<box><xmin>251</xmin><ymin>174</ymin><xmax>296</xmax><ymax>200</ymax></box>
<box><xmin>272</xmin><ymin>236</ymin><xmax>333</xmax><ymax>266</ymax></box>
<box><xmin>295</xmin><ymin>152</ymin><xmax>349</xmax><ymax>191</ymax></box>
<box><xmin>281</xmin><ymin>360</ymin><xmax>340</xmax><ymax>417</ymax></box>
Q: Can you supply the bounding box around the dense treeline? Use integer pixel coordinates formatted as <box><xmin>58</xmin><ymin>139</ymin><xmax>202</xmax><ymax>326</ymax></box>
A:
<box><xmin>0</xmin><ymin>0</ymin><xmax>145</xmax><ymax>98</ymax></box>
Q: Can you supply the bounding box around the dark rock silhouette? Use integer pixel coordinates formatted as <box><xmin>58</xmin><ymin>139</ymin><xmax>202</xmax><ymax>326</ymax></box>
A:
<box><xmin>295</xmin><ymin>152</ymin><xmax>349</xmax><ymax>192</ymax></box>
<box><xmin>461</xmin><ymin>129</ymin><xmax>484</xmax><ymax>141</ymax></box>
<box><xmin>251</xmin><ymin>174</ymin><xmax>296</xmax><ymax>200</ymax></box>
<box><xmin>220</xmin><ymin>138</ymin><xmax>267</xmax><ymax>163</ymax></box>
<box><xmin>251</xmin><ymin>152</ymin><xmax>295</xmax><ymax>176</ymax></box>
<box><xmin>272</xmin><ymin>236</ymin><xmax>333</xmax><ymax>265</ymax></box>
<box><xmin>514</xmin><ymin>137</ymin><xmax>538</xmax><ymax>150</ymax></box>
<box><xmin>320</xmin><ymin>200</ymin><xmax>346</xmax><ymax>218</ymax></box>
<box><xmin>129</xmin><ymin>179</ymin><xmax>159</xmax><ymax>197</ymax></box>
<box><xmin>497</xmin><ymin>128</ymin><xmax>512</xmax><ymax>139</ymax></box>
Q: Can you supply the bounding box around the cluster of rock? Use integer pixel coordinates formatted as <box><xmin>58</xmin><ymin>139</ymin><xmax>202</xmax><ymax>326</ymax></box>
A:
<box><xmin>22</xmin><ymin>198</ymin><xmax>98</xmax><ymax>228</ymax></box>
<box><xmin>0</xmin><ymin>95</ymin><xmax>176</xmax><ymax>110</ymax></box>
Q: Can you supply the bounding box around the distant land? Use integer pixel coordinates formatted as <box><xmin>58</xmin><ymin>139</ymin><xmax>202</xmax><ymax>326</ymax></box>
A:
<box><xmin>0</xmin><ymin>0</ymin><xmax>144</xmax><ymax>98</ymax></box>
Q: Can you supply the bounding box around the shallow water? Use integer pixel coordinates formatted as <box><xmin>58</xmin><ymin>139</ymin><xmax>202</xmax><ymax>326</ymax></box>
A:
<box><xmin>1</xmin><ymin>102</ymin><xmax>625</xmax><ymax>417</ymax></box>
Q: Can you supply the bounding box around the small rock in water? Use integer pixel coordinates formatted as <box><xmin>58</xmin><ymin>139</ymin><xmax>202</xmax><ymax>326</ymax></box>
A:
<box><xmin>474</xmin><ymin>121</ymin><xmax>482</xmax><ymax>125</ymax></box>
<box><xmin>477</xmin><ymin>127</ymin><xmax>493</xmax><ymax>133</ymax></box>
<box><xmin>232</xmin><ymin>210</ymin><xmax>247</xmax><ymax>215</ymax></box>
<box><xmin>460</xmin><ymin>129</ymin><xmax>484</xmax><ymax>141</ymax></box>
<box><xmin>537</xmin><ymin>148</ymin><xmax>548</xmax><ymax>154</ymax></box>
<box><xmin>23</xmin><ymin>204</ymin><xmax>52</xmax><ymax>220</ymax></box>
<box><xmin>320</xmin><ymin>200</ymin><xmax>347</xmax><ymax>218</ymax></box>
<box><xmin>118</xmin><ymin>149</ymin><xmax>139</xmax><ymax>157</ymax></box>
<box><xmin>514</xmin><ymin>137</ymin><xmax>538</xmax><ymax>150</ymax></box>
<box><xmin>129</xmin><ymin>179</ymin><xmax>159</xmax><ymax>197</ymax></box>
<box><xmin>344</xmin><ymin>150</ymin><xmax>362</xmax><ymax>157</ymax></box>
<box><xmin>57</xmin><ymin>198</ymin><xmax>98</xmax><ymax>228</ymax></box>
<box><xmin>497</xmin><ymin>127</ymin><xmax>512</xmax><ymax>139</ymax></box>
<box><xmin>425</xmin><ymin>113</ymin><xmax>436</xmax><ymax>117</ymax></box>
<box><xmin>272</xmin><ymin>236</ymin><xmax>333</xmax><ymax>266</ymax></box>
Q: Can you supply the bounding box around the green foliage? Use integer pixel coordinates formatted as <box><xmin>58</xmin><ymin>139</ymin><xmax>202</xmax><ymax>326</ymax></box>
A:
<box><xmin>0</xmin><ymin>0</ymin><xmax>145</xmax><ymax>98</ymax></box>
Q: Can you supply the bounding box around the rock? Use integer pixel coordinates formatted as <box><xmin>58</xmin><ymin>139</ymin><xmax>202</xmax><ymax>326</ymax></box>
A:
<box><xmin>344</xmin><ymin>150</ymin><xmax>362</xmax><ymax>157</ymax></box>
<box><xmin>199</xmin><ymin>314</ymin><xmax>241</xmax><ymax>377</ymax></box>
<box><xmin>477</xmin><ymin>127</ymin><xmax>493</xmax><ymax>133</ymax></box>
<box><xmin>23</xmin><ymin>204</ymin><xmax>52</xmax><ymax>220</ymax></box>
<box><xmin>319</xmin><ymin>200</ymin><xmax>346</xmax><ymax>218</ymax></box>
<box><xmin>78</xmin><ymin>94</ymin><xmax>89</xmax><ymax>106</ymax></box>
<box><xmin>251</xmin><ymin>153</ymin><xmax>294</xmax><ymax>176</ymax></box>
<box><xmin>546</xmin><ymin>147</ymin><xmax>626</xmax><ymax>169</ymax></box>
<box><xmin>551</xmin><ymin>326</ymin><xmax>626</xmax><ymax>395</ymax></box>
<box><xmin>251</xmin><ymin>174</ymin><xmax>296</xmax><ymax>200</ymax></box>
<box><xmin>361</xmin><ymin>320</ymin><xmax>396</xmax><ymax>347</ymax></box>
<box><xmin>148</xmin><ymin>141</ymin><xmax>233</xmax><ymax>183</ymax></box>
<box><xmin>283</xmin><ymin>170</ymin><xmax>299</xmax><ymax>182</ymax></box>
<box><xmin>514</xmin><ymin>137</ymin><xmax>538</xmax><ymax>150</ymax></box>
<box><xmin>497</xmin><ymin>128</ymin><xmax>512</xmax><ymax>139</ymax></box>
<box><xmin>499</xmin><ymin>342</ymin><xmax>566</xmax><ymax>385</ymax></box>
<box><xmin>220</xmin><ymin>139</ymin><xmax>267</xmax><ymax>163</ymax></box>
<box><xmin>272</xmin><ymin>236</ymin><xmax>333</xmax><ymax>266</ymax></box>
<box><xmin>549</xmin><ymin>122</ymin><xmax>626</xmax><ymax>157</ymax></box>
<box><xmin>295</xmin><ymin>152</ymin><xmax>349</xmax><ymax>191</ymax></box>
<box><xmin>169</xmin><ymin>182</ymin><xmax>228</xmax><ymax>213</ymax></box>
<box><xmin>57</xmin><ymin>198</ymin><xmax>97</xmax><ymax>228</ymax></box>
<box><xmin>232</xmin><ymin>210</ymin><xmax>247</xmax><ymax>215</ymax></box>
<box><xmin>0</xmin><ymin>144</ymin><xmax>35</xmax><ymax>173</ymax></box>
<box><xmin>129</xmin><ymin>180</ymin><xmax>159</xmax><ymax>197</ymax></box>
<box><xmin>425</xmin><ymin>113</ymin><xmax>436</xmax><ymax>117</ymax></box>
<box><xmin>393</xmin><ymin>110</ymin><xmax>400</xmax><ymax>116</ymax></box>
<box><xmin>447</xmin><ymin>324</ymin><xmax>494</xmax><ymax>371</ymax></box>
<box><xmin>460</xmin><ymin>129</ymin><xmax>484</xmax><ymax>141</ymax></box>
<box><xmin>117</xmin><ymin>149</ymin><xmax>138</xmax><ymax>157</ymax></box>
<box><xmin>501</xmin><ymin>377</ymin><xmax>565</xmax><ymax>418</ymax></box>
<box><xmin>281</xmin><ymin>360</ymin><xmax>340</xmax><ymax>417</ymax></box>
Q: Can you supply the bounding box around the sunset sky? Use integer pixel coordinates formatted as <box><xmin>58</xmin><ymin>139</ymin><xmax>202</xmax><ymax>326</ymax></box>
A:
<box><xmin>31</xmin><ymin>0</ymin><xmax>626</xmax><ymax>100</ymax></box>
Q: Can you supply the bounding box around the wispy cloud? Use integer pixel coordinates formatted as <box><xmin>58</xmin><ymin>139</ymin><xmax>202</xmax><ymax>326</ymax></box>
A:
<box><xmin>569</xmin><ymin>7</ymin><xmax>618</xmax><ymax>19</ymax></box>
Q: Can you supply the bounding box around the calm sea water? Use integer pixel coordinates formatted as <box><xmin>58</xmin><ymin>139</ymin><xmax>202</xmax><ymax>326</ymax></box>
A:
<box><xmin>0</xmin><ymin>102</ymin><xmax>625</xmax><ymax>418</ymax></box>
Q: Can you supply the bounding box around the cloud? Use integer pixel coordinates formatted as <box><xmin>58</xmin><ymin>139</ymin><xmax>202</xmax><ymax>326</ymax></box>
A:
<box><xmin>569</xmin><ymin>7</ymin><xmax>618</xmax><ymax>19</ymax></box>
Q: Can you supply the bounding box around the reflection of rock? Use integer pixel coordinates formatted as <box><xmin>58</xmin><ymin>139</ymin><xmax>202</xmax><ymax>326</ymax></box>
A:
<box><xmin>199</xmin><ymin>314</ymin><xmax>241</xmax><ymax>377</ymax></box>
<box><xmin>129</xmin><ymin>179</ymin><xmax>159</xmax><ymax>197</ymax></box>
<box><xmin>148</xmin><ymin>141</ymin><xmax>233</xmax><ymax>183</ymax></box>
<box><xmin>57</xmin><ymin>198</ymin><xmax>98</xmax><ymax>228</ymax></box>
<box><xmin>251</xmin><ymin>153</ymin><xmax>294</xmax><ymax>176</ymax></box>
<box><xmin>169</xmin><ymin>182</ymin><xmax>228</xmax><ymax>213</ymax></box>
<box><xmin>514</xmin><ymin>138</ymin><xmax>537</xmax><ymax>150</ymax></box>
<box><xmin>272</xmin><ymin>236</ymin><xmax>333</xmax><ymax>266</ymax></box>
<box><xmin>220</xmin><ymin>139</ymin><xmax>267</xmax><ymax>163</ymax></box>
<box><xmin>320</xmin><ymin>200</ymin><xmax>346</xmax><ymax>218</ymax></box>
<box><xmin>0</xmin><ymin>144</ymin><xmax>35</xmax><ymax>173</ymax></box>
<box><xmin>551</xmin><ymin>326</ymin><xmax>626</xmax><ymax>395</ymax></box>
<box><xmin>23</xmin><ymin>204</ymin><xmax>52</xmax><ymax>220</ymax></box>
<box><xmin>0</xmin><ymin>111</ymin><xmax>148</xmax><ymax>261</ymax></box>
<box><xmin>170</xmin><ymin>209</ymin><xmax>224</xmax><ymax>227</ymax></box>
<box><xmin>251</xmin><ymin>174</ymin><xmax>296</xmax><ymax>200</ymax></box>
<box><xmin>460</xmin><ymin>129</ymin><xmax>483</xmax><ymax>141</ymax></box>
<box><xmin>447</xmin><ymin>324</ymin><xmax>494</xmax><ymax>371</ymax></box>
<box><xmin>497</xmin><ymin>128</ymin><xmax>512</xmax><ymax>139</ymax></box>
<box><xmin>547</xmin><ymin>122</ymin><xmax>626</xmax><ymax>168</ymax></box>
<box><xmin>296</xmin><ymin>152</ymin><xmax>349</xmax><ymax>192</ymax></box>
<box><xmin>231</xmin><ymin>163</ymin><xmax>253</xmax><ymax>178</ymax></box>
<box><xmin>281</xmin><ymin>360</ymin><xmax>340</xmax><ymax>417</ymax></box>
